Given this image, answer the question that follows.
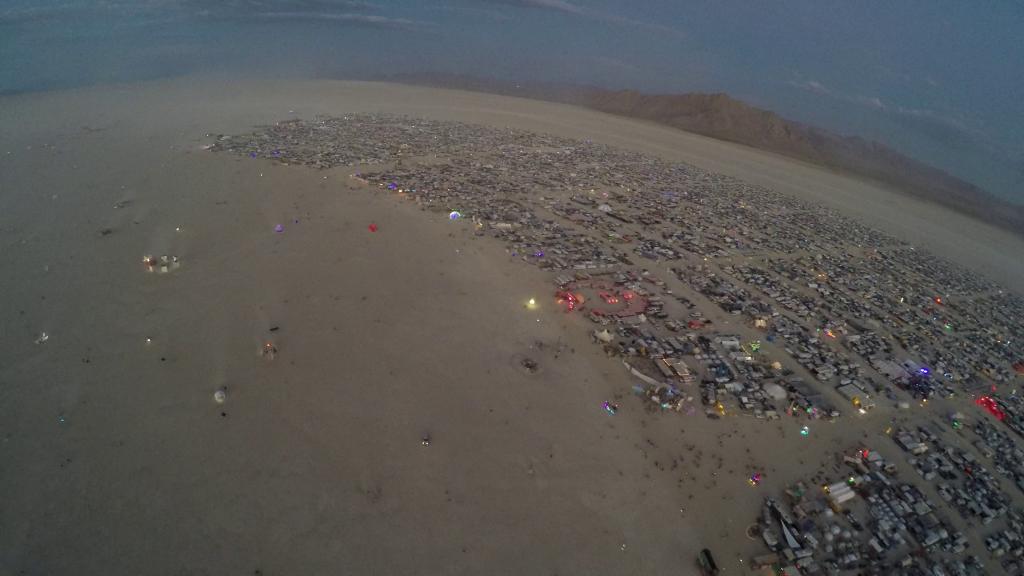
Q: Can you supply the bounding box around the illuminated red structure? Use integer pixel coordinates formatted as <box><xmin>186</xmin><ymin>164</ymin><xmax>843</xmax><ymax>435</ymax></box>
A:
<box><xmin>556</xmin><ymin>290</ymin><xmax>582</xmax><ymax>312</ymax></box>
<box><xmin>976</xmin><ymin>396</ymin><xmax>1006</xmax><ymax>421</ymax></box>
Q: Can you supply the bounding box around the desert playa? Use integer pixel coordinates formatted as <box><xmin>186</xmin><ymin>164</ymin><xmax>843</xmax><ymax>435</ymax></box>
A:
<box><xmin>1</xmin><ymin>76</ymin><xmax>1021</xmax><ymax>575</ymax></box>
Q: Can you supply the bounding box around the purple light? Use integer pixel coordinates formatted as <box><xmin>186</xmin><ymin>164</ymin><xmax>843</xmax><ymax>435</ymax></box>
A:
<box><xmin>919</xmin><ymin>367</ymin><xmax>930</xmax><ymax>375</ymax></box>
<box><xmin>274</xmin><ymin>224</ymin><xmax>284</xmax><ymax>233</ymax></box>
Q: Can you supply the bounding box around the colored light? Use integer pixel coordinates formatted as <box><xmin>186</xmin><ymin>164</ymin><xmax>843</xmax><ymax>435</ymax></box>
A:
<box><xmin>449</xmin><ymin>211</ymin><xmax>461</xmax><ymax>220</ymax></box>
<box><xmin>976</xmin><ymin>396</ymin><xmax>1006</xmax><ymax>421</ymax></box>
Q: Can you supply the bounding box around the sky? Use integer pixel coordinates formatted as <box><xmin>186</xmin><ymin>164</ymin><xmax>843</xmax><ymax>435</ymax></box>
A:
<box><xmin>1</xmin><ymin>0</ymin><xmax>1022</xmax><ymax>203</ymax></box>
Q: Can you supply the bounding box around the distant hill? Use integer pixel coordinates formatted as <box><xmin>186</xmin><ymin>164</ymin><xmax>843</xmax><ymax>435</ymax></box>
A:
<box><xmin>364</xmin><ymin>73</ymin><xmax>1024</xmax><ymax>236</ymax></box>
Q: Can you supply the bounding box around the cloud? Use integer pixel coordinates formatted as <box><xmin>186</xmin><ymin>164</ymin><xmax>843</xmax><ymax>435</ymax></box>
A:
<box><xmin>789</xmin><ymin>76</ymin><xmax>990</xmax><ymax>150</ymax></box>
<box><xmin>855</xmin><ymin>95</ymin><xmax>885</xmax><ymax>110</ymax></box>
<box><xmin>158</xmin><ymin>1</ymin><xmax>431</xmax><ymax>30</ymax></box>
<box><xmin>788</xmin><ymin>78</ymin><xmax>830</xmax><ymax>95</ymax></box>
<box><xmin>593</xmin><ymin>55</ymin><xmax>642</xmax><ymax>74</ymax></box>
<box><xmin>479</xmin><ymin>0</ymin><xmax>685</xmax><ymax>38</ymax></box>
<box><xmin>254</xmin><ymin>11</ymin><xmax>428</xmax><ymax>30</ymax></box>
<box><xmin>428</xmin><ymin>4</ymin><xmax>513</xmax><ymax>22</ymax></box>
<box><xmin>885</xmin><ymin>106</ymin><xmax>983</xmax><ymax>148</ymax></box>
<box><xmin>0</xmin><ymin>0</ymin><xmax>384</xmax><ymax>25</ymax></box>
<box><xmin>513</xmin><ymin>0</ymin><xmax>584</xmax><ymax>15</ymax></box>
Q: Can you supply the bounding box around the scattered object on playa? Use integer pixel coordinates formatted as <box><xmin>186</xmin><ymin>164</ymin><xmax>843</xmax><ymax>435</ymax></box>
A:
<box><xmin>269</xmin><ymin>326</ymin><xmax>280</xmax><ymax>332</ymax></box>
<box><xmin>142</xmin><ymin>254</ymin><xmax>180</xmax><ymax>274</ymax></box>
<box><xmin>34</xmin><ymin>332</ymin><xmax>49</xmax><ymax>344</ymax></box>
<box><xmin>421</xmin><ymin>434</ymin><xmax>431</xmax><ymax>446</ymax></box>
<box><xmin>249</xmin><ymin>152</ymin><xmax>257</xmax><ymax>158</ymax></box>
<box><xmin>449</xmin><ymin>211</ymin><xmax>461</xmax><ymax>220</ymax></box>
<box><xmin>368</xmin><ymin>223</ymin><xmax>378</xmax><ymax>232</ymax></box>
<box><xmin>520</xmin><ymin>358</ymin><xmax>539</xmax><ymax>373</ymax></box>
<box><xmin>261</xmin><ymin>341</ymin><xmax>277</xmax><ymax>360</ymax></box>
<box><xmin>112</xmin><ymin>200</ymin><xmax>132</xmax><ymax>209</ymax></box>
<box><xmin>57</xmin><ymin>414</ymin><xmax>66</xmax><ymax>425</ymax></box>
<box><xmin>213</xmin><ymin>388</ymin><xmax>227</xmax><ymax>404</ymax></box>
<box><xmin>526</xmin><ymin>298</ymin><xmax>537</xmax><ymax>310</ymax></box>
<box><xmin>800</xmin><ymin>425</ymin><xmax>810</xmax><ymax>436</ymax></box>
<box><xmin>748</xmin><ymin>472</ymin><xmax>763</xmax><ymax>486</ymax></box>
<box><xmin>98</xmin><ymin>228</ymin><xmax>113</xmax><ymax>237</ymax></box>
<box><xmin>274</xmin><ymin>224</ymin><xmax>284</xmax><ymax>233</ymax></box>
<box><xmin>603</xmin><ymin>401</ymin><xmax>619</xmax><ymax>415</ymax></box>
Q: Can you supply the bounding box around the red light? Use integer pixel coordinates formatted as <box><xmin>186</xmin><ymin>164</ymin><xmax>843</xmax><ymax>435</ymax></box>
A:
<box><xmin>976</xmin><ymin>396</ymin><xmax>1006</xmax><ymax>421</ymax></box>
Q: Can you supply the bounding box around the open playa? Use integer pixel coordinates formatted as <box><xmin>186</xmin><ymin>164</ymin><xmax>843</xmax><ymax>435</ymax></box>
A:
<box><xmin>1</xmin><ymin>76</ymin><xmax>1021</xmax><ymax>575</ymax></box>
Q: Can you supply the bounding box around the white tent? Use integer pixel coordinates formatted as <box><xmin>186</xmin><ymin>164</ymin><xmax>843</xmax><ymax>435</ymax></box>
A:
<box><xmin>594</xmin><ymin>329</ymin><xmax>614</xmax><ymax>343</ymax></box>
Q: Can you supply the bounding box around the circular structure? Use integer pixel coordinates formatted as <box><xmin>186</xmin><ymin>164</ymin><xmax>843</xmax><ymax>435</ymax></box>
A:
<box><xmin>213</xmin><ymin>389</ymin><xmax>227</xmax><ymax>404</ymax></box>
<box><xmin>449</xmin><ymin>211</ymin><xmax>461</xmax><ymax>220</ymax></box>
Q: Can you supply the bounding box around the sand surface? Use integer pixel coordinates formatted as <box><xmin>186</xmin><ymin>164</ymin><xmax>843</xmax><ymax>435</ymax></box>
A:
<box><xmin>0</xmin><ymin>76</ymin><xmax>1018</xmax><ymax>575</ymax></box>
